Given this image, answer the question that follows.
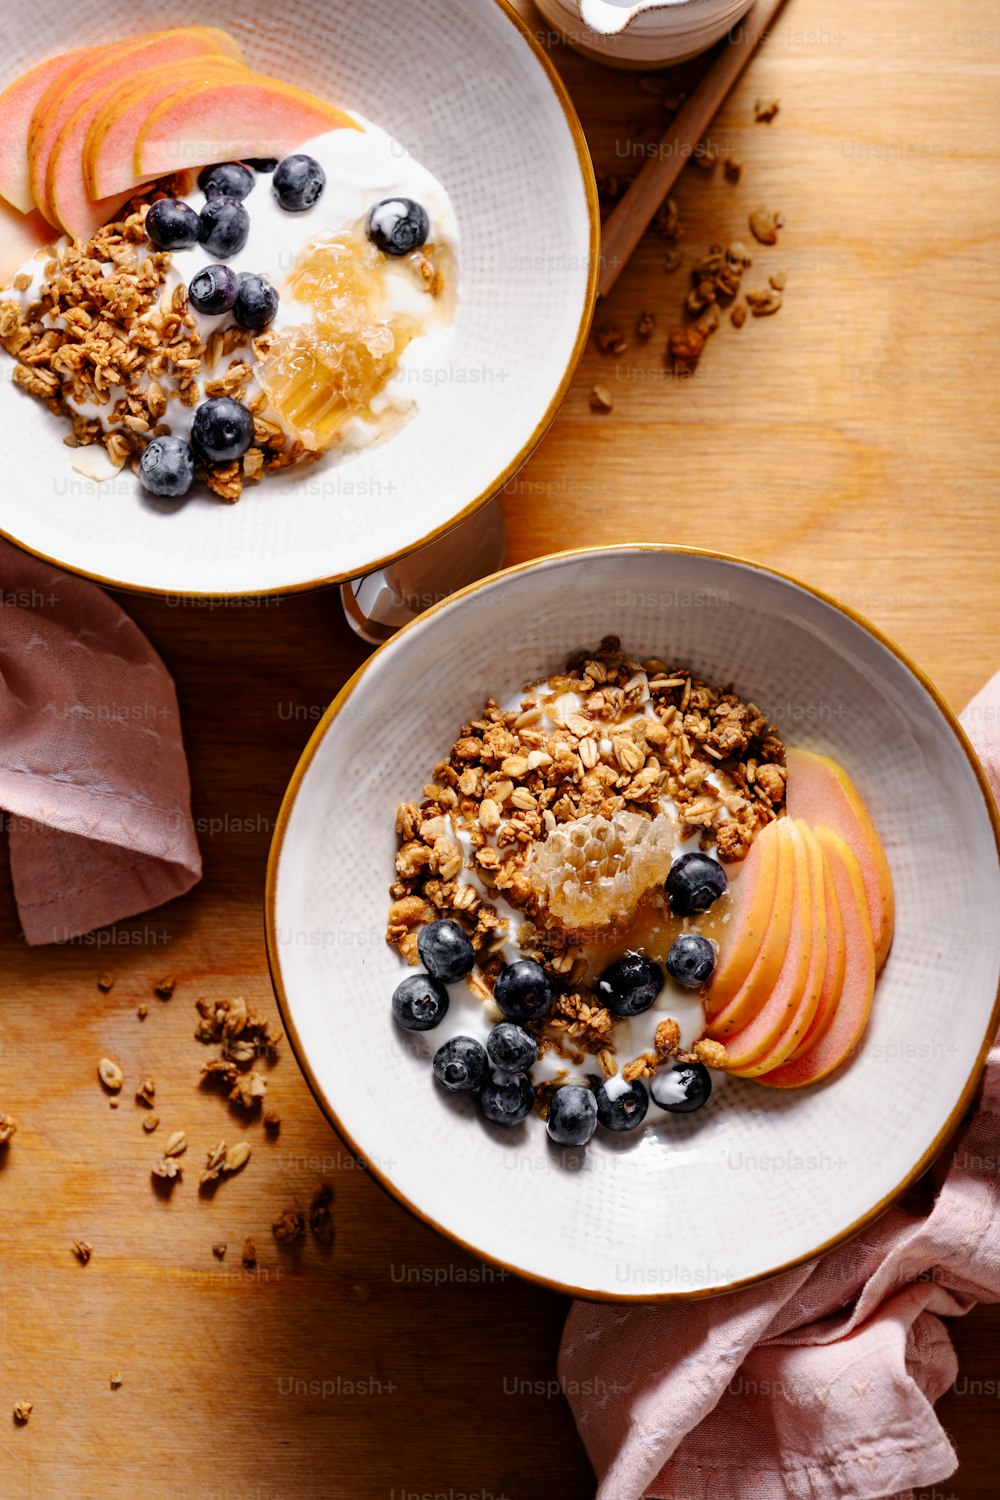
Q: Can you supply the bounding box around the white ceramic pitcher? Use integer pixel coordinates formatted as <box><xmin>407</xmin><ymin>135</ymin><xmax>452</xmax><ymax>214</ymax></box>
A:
<box><xmin>534</xmin><ymin>0</ymin><xmax>758</xmax><ymax>68</ymax></box>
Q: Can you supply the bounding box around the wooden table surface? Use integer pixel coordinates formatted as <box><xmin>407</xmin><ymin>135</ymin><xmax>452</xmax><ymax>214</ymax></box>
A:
<box><xmin>2</xmin><ymin>0</ymin><xmax>999</xmax><ymax>1495</ymax></box>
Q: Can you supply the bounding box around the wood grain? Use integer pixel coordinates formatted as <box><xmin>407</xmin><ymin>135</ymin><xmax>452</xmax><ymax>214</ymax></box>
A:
<box><xmin>1</xmin><ymin>0</ymin><xmax>999</xmax><ymax>1494</ymax></box>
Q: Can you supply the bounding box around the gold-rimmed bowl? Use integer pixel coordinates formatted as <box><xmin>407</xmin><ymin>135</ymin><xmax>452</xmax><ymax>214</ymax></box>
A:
<box><xmin>0</xmin><ymin>0</ymin><xmax>597</xmax><ymax>596</ymax></box>
<box><xmin>266</xmin><ymin>545</ymin><xmax>1000</xmax><ymax>1299</ymax></box>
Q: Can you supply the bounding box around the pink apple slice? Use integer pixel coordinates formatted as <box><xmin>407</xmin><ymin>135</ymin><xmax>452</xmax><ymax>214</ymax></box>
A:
<box><xmin>758</xmin><ymin>826</ymin><xmax>877</xmax><ymax>1088</ymax></box>
<box><xmin>51</xmin><ymin>56</ymin><xmax>248</xmax><ymax>241</ymax></box>
<box><xmin>28</xmin><ymin>28</ymin><xmax>243</xmax><ymax>222</ymax></box>
<box><xmin>135</xmin><ymin>74</ymin><xmax>359</xmax><ymax>181</ymax></box>
<box><xmin>84</xmin><ymin>58</ymin><xmax>248</xmax><ymax>201</ymax></box>
<box><xmin>0</xmin><ymin>46</ymin><xmax>101</xmax><ymax>215</ymax></box>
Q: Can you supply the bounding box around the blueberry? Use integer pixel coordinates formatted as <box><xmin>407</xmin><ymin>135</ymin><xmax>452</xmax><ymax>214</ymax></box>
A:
<box><xmin>665</xmin><ymin>853</ymin><xmax>727</xmax><ymax>916</ymax></box>
<box><xmin>233</xmin><ymin>271</ymin><xmax>279</xmax><ymax>331</ymax></box>
<box><xmin>595</xmin><ymin>1077</ymin><xmax>649</xmax><ymax>1132</ymax></box>
<box><xmin>479</xmin><ymin>1072</ymin><xmax>534</xmax><ymax>1127</ymax></box>
<box><xmin>197</xmin><ymin>162</ymin><xmax>255</xmax><ymax>200</ymax></box>
<box><xmin>245</xmin><ymin>156</ymin><xmax>278</xmax><ymax>173</ymax></box>
<box><xmin>486</xmin><ymin>1021</ymin><xmax>537</xmax><ymax>1074</ymax></box>
<box><xmin>366</xmin><ymin>197</ymin><xmax>430</xmax><ymax>256</ymax></box>
<box><xmin>666</xmin><ymin>933</ymin><xmax>717</xmax><ymax>989</ymax></box>
<box><xmin>138</xmin><ymin>434</ymin><xmax>195</xmax><ymax>498</ymax></box>
<box><xmin>391</xmin><ymin>972</ymin><xmax>449</xmax><ymax>1032</ymax></box>
<box><xmin>188</xmin><ymin>263</ymin><xmax>239</xmax><ymax>316</ymax></box>
<box><xmin>650</xmin><ymin>1061</ymin><xmax>712</xmax><ymax>1114</ymax></box>
<box><xmin>272</xmin><ymin>153</ymin><xmax>326</xmax><ymax>211</ymax></box>
<box><xmin>190</xmin><ymin>396</ymin><xmax>255</xmax><ymax>463</ymax></box>
<box><xmin>494</xmin><ymin>959</ymin><xmax>554</xmax><ymax>1023</ymax></box>
<box><xmin>198</xmin><ymin>197</ymin><xmax>250</xmax><ymax>258</ymax></box>
<box><xmin>596</xmin><ymin>954</ymin><xmax>663</xmax><ymax>1017</ymax></box>
<box><xmin>546</xmin><ymin>1085</ymin><xmax>597</xmax><ymax>1147</ymax></box>
<box><xmin>416</xmin><ymin>919</ymin><xmax>475</xmax><ymax>984</ymax></box>
<box><xmin>145</xmin><ymin>198</ymin><xmax>201</xmax><ymax>250</ymax></box>
<box><xmin>432</xmin><ymin>1035</ymin><xmax>487</xmax><ymax>1093</ymax></box>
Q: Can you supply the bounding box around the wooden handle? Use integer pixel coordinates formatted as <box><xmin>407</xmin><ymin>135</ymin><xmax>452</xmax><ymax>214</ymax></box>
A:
<box><xmin>597</xmin><ymin>0</ymin><xmax>789</xmax><ymax>298</ymax></box>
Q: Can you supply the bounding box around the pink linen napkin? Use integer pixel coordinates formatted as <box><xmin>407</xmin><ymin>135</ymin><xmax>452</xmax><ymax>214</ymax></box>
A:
<box><xmin>560</xmin><ymin>674</ymin><xmax>1000</xmax><ymax>1500</ymax></box>
<box><xmin>0</xmin><ymin>537</ymin><xmax>201</xmax><ymax>944</ymax></box>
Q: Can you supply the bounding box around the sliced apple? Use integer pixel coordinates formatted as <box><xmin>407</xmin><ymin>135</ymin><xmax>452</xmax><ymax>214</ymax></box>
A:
<box><xmin>705</xmin><ymin>819</ymin><xmax>796</xmax><ymax>1037</ymax></box>
<box><xmin>704</xmin><ymin>818</ymin><xmax>781</xmax><ymax>1012</ymax></box>
<box><xmin>724</xmin><ymin>821</ymin><xmax>827</xmax><ymax>1078</ymax></box>
<box><xmin>0</xmin><ymin>199</ymin><xmax>52</xmax><ymax>286</ymax></box>
<box><xmin>786</xmin><ymin>833</ymin><xmax>846</xmax><ymax>1061</ymax></box>
<box><xmin>135</xmin><ymin>74</ymin><xmax>358</xmax><ymax>181</ymax></box>
<box><xmin>785</xmin><ymin>747</ymin><xmax>894</xmax><ymax>970</ymax></box>
<box><xmin>758</xmin><ymin>827</ymin><xmax>876</xmax><ymax>1088</ymax></box>
<box><xmin>51</xmin><ymin>57</ymin><xmax>248</xmax><ymax>241</ymax></box>
<box><xmin>28</xmin><ymin>28</ymin><xmax>243</xmax><ymax>222</ymax></box>
<box><xmin>711</xmin><ymin>819</ymin><xmax>814</xmax><ymax>1070</ymax></box>
<box><xmin>84</xmin><ymin>58</ymin><xmax>248</xmax><ymax>201</ymax></box>
<box><xmin>0</xmin><ymin>46</ymin><xmax>103</xmax><ymax>214</ymax></box>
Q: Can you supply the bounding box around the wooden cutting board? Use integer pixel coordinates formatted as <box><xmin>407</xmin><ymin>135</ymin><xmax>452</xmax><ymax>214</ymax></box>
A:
<box><xmin>1</xmin><ymin>0</ymin><xmax>998</xmax><ymax>1494</ymax></box>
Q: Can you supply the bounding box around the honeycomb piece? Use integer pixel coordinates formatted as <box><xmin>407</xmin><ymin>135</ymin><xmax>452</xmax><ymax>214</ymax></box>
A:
<box><xmin>257</xmin><ymin>230</ymin><xmax>414</xmax><ymax>451</ymax></box>
<box><xmin>528</xmin><ymin>810</ymin><xmax>676</xmax><ymax>930</ymax></box>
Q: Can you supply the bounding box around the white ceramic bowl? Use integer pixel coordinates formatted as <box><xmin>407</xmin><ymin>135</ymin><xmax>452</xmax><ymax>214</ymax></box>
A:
<box><xmin>534</xmin><ymin>0</ymin><xmax>756</xmax><ymax>69</ymax></box>
<box><xmin>0</xmin><ymin>0</ymin><xmax>597</xmax><ymax>596</ymax></box>
<box><xmin>266</xmin><ymin>546</ymin><xmax>1000</xmax><ymax>1300</ymax></box>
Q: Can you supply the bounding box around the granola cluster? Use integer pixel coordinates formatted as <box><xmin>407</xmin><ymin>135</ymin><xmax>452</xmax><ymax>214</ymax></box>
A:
<box><xmin>0</xmin><ymin>190</ymin><xmax>314</xmax><ymax>502</ymax></box>
<box><xmin>387</xmin><ymin>638</ymin><xmax>785</xmax><ymax>1082</ymax></box>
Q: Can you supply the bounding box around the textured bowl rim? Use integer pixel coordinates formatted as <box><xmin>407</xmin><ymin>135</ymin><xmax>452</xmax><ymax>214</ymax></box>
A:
<box><xmin>264</xmin><ymin>543</ymin><xmax>1000</xmax><ymax>1302</ymax></box>
<box><xmin>0</xmin><ymin>0</ymin><xmax>600</xmax><ymax>600</ymax></box>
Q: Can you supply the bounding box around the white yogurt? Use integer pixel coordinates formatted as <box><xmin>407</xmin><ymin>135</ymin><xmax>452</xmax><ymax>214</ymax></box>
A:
<box><xmin>1</xmin><ymin>113</ymin><xmax>458</xmax><ymax>460</ymax></box>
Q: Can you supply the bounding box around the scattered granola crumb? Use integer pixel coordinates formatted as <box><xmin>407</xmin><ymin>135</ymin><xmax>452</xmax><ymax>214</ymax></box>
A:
<box><xmin>151</xmin><ymin>1156</ymin><xmax>181</xmax><ymax>1181</ymax></box>
<box><xmin>142</xmin><ymin>1115</ymin><xmax>159</xmax><ymax>1134</ymax></box>
<box><xmin>691</xmin><ymin>140</ymin><xmax>717</xmax><ymax>172</ymax></box>
<box><xmin>242</xmin><ymin>1236</ymin><xmax>257</xmax><ymax>1269</ymax></box>
<box><xmin>224</xmin><ymin>1141</ymin><xmax>251</xmax><ymax>1173</ymax></box>
<box><xmin>749</xmin><ymin>208</ymin><xmax>783</xmax><ymax>246</ymax></box>
<box><xmin>663</xmin><ymin>250</ymin><xmax>681</xmax><ymax>273</ymax></box>
<box><xmin>272</xmin><ymin>1208</ymin><xmax>305</xmax><ymax>1244</ymax></box>
<box><xmin>96</xmin><ymin>973</ymin><xmax>115</xmax><ymax>993</ymax></box>
<box><xmin>595</xmin><ymin>324</ymin><xmax>627</xmax><ymax>356</ymax></box>
<box><xmin>135</xmin><ymin>1077</ymin><xmax>155</xmax><ymax>1108</ymax></box>
<box><xmin>309</xmin><ymin>1183</ymin><xmax>334</xmax><ymax>1244</ymax></box>
<box><xmin>212</xmin><ymin>1242</ymin><xmax>227</xmax><ymax>1260</ymax></box>
<box><xmin>110</xmin><ymin>1372</ymin><xmax>122</xmax><ymax>1390</ymax></box>
<box><xmin>263</xmin><ymin>1108</ymin><xmax>281</xmax><ymax>1134</ymax></box>
<box><xmin>754</xmin><ymin>98</ymin><xmax>780</xmax><ymax>123</ymax></box>
<box><xmin>634</xmin><ymin>310</ymin><xmax>655</xmax><ymax>342</ymax></box>
<box><xmin>98</xmin><ymin>1058</ymin><xmax>123</xmax><ymax>1092</ymax></box>
<box><xmin>71</xmin><ymin>1240</ymin><xmax>93</xmax><ymax>1265</ymax></box>
<box><xmin>229</xmin><ymin>1070</ymin><xmax>267</xmax><ymax>1109</ymax></box>
<box><xmin>653</xmin><ymin>197</ymin><xmax>683</xmax><ymax>241</ymax></box>
<box><xmin>0</xmin><ymin>1112</ymin><xmax>17</xmax><ymax>1146</ymax></box>
<box><xmin>589</xmin><ymin>384</ymin><xmax>613</xmax><ymax>414</ymax></box>
<box><xmin>746</xmin><ymin>286</ymin><xmax>783</xmax><ymax>316</ymax></box>
<box><xmin>136</xmin><ymin>1004</ymin><xmax>149</xmax><ymax>1020</ymax></box>
<box><xmin>154</xmin><ymin>975</ymin><xmax>176</xmax><ymax>1000</ymax></box>
<box><xmin>731</xmin><ymin>304</ymin><xmax>748</xmax><ymax>329</ymax></box>
<box><xmin>769</xmin><ymin>269</ymin><xmax>787</xmax><ymax>291</ymax></box>
<box><xmin>666</xmin><ymin>325</ymin><xmax>705</xmax><ymax>374</ymax></box>
<box><xmin>200</xmin><ymin>1140</ymin><xmax>252</xmax><ymax>1187</ymax></box>
<box><xmin>13</xmin><ymin>1401</ymin><xmax>32</xmax><ymax>1424</ymax></box>
<box><xmin>162</xmin><ymin>1130</ymin><xmax>187</xmax><ymax>1158</ymax></box>
<box><xmin>723</xmin><ymin>158</ymin><xmax>743</xmax><ymax>183</ymax></box>
<box><xmin>109</xmin><ymin>1098</ymin><xmax>120</xmax><ymax>1110</ymax></box>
